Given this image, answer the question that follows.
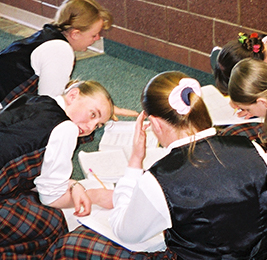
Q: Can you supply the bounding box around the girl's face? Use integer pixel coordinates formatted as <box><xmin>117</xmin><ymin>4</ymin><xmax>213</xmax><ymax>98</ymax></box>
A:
<box><xmin>68</xmin><ymin>19</ymin><xmax>103</xmax><ymax>52</ymax></box>
<box><xmin>65</xmin><ymin>89</ymin><xmax>112</xmax><ymax>136</ymax></box>
<box><xmin>233</xmin><ymin>99</ymin><xmax>267</xmax><ymax>118</ymax></box>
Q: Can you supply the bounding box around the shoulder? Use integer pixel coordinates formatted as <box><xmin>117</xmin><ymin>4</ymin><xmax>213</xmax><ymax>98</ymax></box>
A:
<box><xmin>35</xmin><ymin>39</ymin><xmax>74</xmax><ymax>56</ymax></box>
<box><xmin>31</xmin><ymin>40</ymin><xmax>74</xmax><ymax>70</ymax></box>
<box><xmin>50</xmin><ymin>120</ymin><xmax>79</xmax><ymax>142</ymax></box>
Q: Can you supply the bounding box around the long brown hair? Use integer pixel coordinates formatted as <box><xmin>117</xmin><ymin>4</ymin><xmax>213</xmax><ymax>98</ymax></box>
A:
<box><xmin>229</xmin><ymin>58</ymin><xmax>267</xmax><ymax>142</ymax></box>
<box><xmin>141</xmin><ymin>71</ymin><xmax>212</xmax><ymax>163</ymax></box>
<box><xmin>141</xmin><ymin>71</ymin><xmax>212</xmax><ymax>136</ymax></box>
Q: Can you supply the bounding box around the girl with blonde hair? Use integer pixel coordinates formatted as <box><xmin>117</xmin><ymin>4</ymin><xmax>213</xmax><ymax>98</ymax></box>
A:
<box><xmin>0</xmin><ymin>80</ymin><xmax>114</xmax><ymax>258</ymax></box>
<box><xmin>0</xmin><ymin>0</ymin><xmax>137</xmax><ymax>118</ymax></box>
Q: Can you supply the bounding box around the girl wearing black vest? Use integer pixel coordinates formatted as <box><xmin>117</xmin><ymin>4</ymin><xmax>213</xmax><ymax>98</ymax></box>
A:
<box><xmin>0</xmin><ymin>80</ymin><xmax>114</xmax><ymax>258</ymax></box>
<box><xmin>0</xmin><ymin>0</ymin><xmax>137</xmax><ymax>118</ymax></box>
<box><xmin>51</xmin><ymin>71</ymin><xmax>267</xmax><ymax>259</ymax></box>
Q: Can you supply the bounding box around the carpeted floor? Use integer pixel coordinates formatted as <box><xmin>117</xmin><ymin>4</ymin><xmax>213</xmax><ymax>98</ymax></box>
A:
<box><xmin>0</xmin><ymin>29</ymin><xmax>215</xmax><ymax>180</ymax></box>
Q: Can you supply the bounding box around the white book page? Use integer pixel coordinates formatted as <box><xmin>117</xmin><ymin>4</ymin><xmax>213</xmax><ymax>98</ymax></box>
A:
<box><xmin>77</xmin><ymin>206</ymin><xmax>166</xmax><ymax>252</ymax></box>
<box><xmin>78</xmin><ymin>150</ymin><xmax>128</xmax><ymax>182</ymax></box>
<box><xmin>62</xmin><ymin>180</ymin><xmax>166</xmax><ymax>252</ymax></box>
<box><xmin>202</xmin><ymin>85</ymin><xmax>263</xmax><ymax>125</ymax></box>
<box><xmin>99</xmin><ymin>121</ymin><xmax>158</xmax><ymax>151</ymax></box>
<box><xmin>62</xmin><ymin>179</ymin><xmax>114</xmax><ymax>232</ymax></box>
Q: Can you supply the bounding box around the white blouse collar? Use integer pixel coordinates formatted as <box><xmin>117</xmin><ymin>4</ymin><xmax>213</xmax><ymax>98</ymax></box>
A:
<box><xmin>166</xmin><ymin>127</ymin><xmax>217</xmax><ymax>154</ymax></box>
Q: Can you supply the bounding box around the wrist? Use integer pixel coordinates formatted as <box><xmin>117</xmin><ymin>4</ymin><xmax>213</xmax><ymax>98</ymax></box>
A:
<box><xmin>70</xmin><ymin>181</ymin><xmax>86</xmax><ymax>194</ymax></box>
<box><xmin>128</xmin><ymin>154</ymin><xmax>143</xmax><ymax>169</ymax></box>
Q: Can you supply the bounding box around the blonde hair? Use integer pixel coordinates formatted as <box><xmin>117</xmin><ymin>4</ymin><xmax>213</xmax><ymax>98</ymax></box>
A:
<box><xmin>53</xmin><ymin>0</ymin><xmax>113</xmax><ymax>32</ymax></box>
<box><xmin>65</xmin><ymin>80</ymin><xmax>114</xmax><ymax>118</ymax></box>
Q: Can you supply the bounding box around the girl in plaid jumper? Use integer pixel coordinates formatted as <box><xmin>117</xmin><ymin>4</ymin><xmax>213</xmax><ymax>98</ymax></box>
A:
<box><xmin>0</xmin><ymin>80</ymin><xmax>114</xmax><ymax>259</ymax></box>
<box><xmin>0</xmin><ymin>0</ymin><xmax>137</xmax><ymax>118</ymax></box>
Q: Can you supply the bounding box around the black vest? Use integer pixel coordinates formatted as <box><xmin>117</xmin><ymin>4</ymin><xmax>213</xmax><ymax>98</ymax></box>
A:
<box><xmin>0</xmin><ymin>94</ymin><xmax>70</xmax><ymax>168</ymax></box>
<box><xmin>0</xmin><ymin>24</ymin><xmax>68</xmax><ymax>102</ymax></box>
<box><xmin>149</xmin><ymin>135</ymin><xmax>267</xmax><ymax>259</ymax></box>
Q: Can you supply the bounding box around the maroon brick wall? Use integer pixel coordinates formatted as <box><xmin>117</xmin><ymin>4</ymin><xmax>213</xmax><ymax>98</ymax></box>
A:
<box><xmin>1</xmin><ymin>0</ymin><xmax>267</xmax><ymax>73</ymax></box>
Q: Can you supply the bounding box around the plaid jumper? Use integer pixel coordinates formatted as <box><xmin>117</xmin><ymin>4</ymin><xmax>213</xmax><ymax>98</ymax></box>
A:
<box><xmin>0</xmin><ymin>96</ymin><xmax>71</xmax><ymax>259</ymax></box>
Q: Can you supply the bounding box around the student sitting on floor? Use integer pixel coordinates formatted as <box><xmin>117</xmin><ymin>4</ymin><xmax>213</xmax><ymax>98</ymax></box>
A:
<box><xmin>48</xmin><ymin>71</ymin><xmax>267</xmax><ymax>260</ymax></box>
<box><xmin>0</xmin><ymin>0</ymin><xmax>138</xmax><ymax>119</ymax></box>
<box><xmin>224</xmin><ymin>58</ymin><xmax>267</xmax><ymax>150</ymax></box>
<box><xmin>0</xmin><ymin>80</ymin><xmax>114</xmax><ymax>259</ymax></box>
<box><xmin>213</xmin><ymin>32</ymin><xmax>267</xmax><ymax>149</ymax></box>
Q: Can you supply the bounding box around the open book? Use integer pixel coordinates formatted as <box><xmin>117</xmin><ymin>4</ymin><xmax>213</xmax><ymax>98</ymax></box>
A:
<box><xmin>77</xmin><ymin>205</ymin><xmax>166</xmax><ymax>252</ymax></box>
<box><xmin>78</xmin><ymin>121</ymin><xmax>166</xmax><ymax>183</ymax></box>
<box><xmin>62</xmin><ymin>179</ymin><xmax>166</xmax><ymax>253</ymax></box>
<box><xmin>202</xmin><ymin>85</ymin><xmax>263</xmax><ymax>125</ymax></box>
<box><xmin>98</xmin><ymin>120</ymin><xmax>159</xmax><ymax>150</ymax></box>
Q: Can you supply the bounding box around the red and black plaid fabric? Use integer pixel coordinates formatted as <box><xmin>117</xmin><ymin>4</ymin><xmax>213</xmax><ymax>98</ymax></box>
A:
<box><xmin>77</xmin><ymin>132</ymin><xmax>95</xmax><ymax>146</ymax></box>
<box><xmin>217</xmin><ymin>122</ymin><xmax>267</xmax><ymax>151</ymax></box>
<box><xmin>0</xmin><ymin>191</ymin><xmax>68</xmax><ymax>260</ymax></box>
<box><xmin>47</xmin><ymin>226</ymin><xmax>178</xmax><ymax>260</ymax></box>
<box><xmin>0</xmin><ymin>148</ymin><xmax>45</xmax><ymax>198</ymax></box>
<box><xmin>0</xmin><ymin>74</ymin><xmax>39</xmax><ymax>108</ymax></box>
<box><xmin>0</xmin><ymin>148</ymin><xmax>68</xmax><ymax>259</ymax></box>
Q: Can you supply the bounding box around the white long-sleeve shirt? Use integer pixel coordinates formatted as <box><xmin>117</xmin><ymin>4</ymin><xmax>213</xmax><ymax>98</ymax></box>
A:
<box><xmin>34</xmin><ymin>96</ymin><xmax>79</xmax><ymax>205</ymax></box>
<box><xmin>109</xmin><ymin>128</ymin><xmax>267</xmax><ymax>246</ymax></box>
<box><xmin>31</xmin><ymin>39</ymin><xmax>75</xmax><ymax>97</ymax></box>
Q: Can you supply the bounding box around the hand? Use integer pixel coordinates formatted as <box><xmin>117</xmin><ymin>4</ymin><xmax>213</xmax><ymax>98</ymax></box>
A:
<box><xmin>128</xmin><ymin>111</ymin><xmax>149</xmax><ymax>168</ymax></box>
<box><xmin>236</xmin><ymin>109</ymin><xmax>255</xmax><ymax>119</ymax></box>
<box><xmin>71</xmin><ymin>183</ymin><xmax>92</xmax><ymax>217</ymax></box>
<box><xmin>230</xmin><ymin>100</ymin><xmax>255</xmax><ymax>119</ymax></box>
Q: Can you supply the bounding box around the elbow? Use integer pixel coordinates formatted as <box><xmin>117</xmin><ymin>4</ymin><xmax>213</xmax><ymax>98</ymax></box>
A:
<box><xmin>112</xmin><ymin>224</ymin><xmax>143</xmax><ymax>244</ymax></box>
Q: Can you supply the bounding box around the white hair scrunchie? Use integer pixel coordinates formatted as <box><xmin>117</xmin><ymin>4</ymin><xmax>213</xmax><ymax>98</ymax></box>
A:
<box><xmin>168</xmin><ymin>78</ymin><xmax>202</xmax><ymax>115</ymax></box>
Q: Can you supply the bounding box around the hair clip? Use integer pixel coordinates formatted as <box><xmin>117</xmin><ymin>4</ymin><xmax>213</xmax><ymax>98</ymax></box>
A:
<box><xmin>238</xmin><ymin>32</ymin><xmax>248</xmax><ymax>44</ymax></box>
<box><xmin>250</xmin><ymin>32</ymin><xmax>259</xmax><ymax>38</ymax></box>
<box><xmin>253</xmin><ymin>44</ymin><xmax>261</xmax><ymax>53</ymax></box>
<box><xmin>168</xmin><ymin>78</ymin><xmax>201</xmax><ymax>115</ymax></box>
<box><xmin>64</xmin><ymin>81</ymin><xmax>83</xmax><ymax>94</ymax></box>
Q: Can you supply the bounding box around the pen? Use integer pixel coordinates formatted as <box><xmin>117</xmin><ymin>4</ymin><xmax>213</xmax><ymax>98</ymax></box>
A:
<box><xmin>89</xmin><ymin>168</ymin><xmax>107</xmax><ymax>189</ymax></box>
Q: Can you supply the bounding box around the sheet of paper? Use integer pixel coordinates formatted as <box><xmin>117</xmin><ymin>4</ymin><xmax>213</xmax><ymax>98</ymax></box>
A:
<box><xmin>202</xmin><ymin>85</ymin><xmax>263</xmax><ymax>125</ymax></box>
<box><xmin>62</xmin><ymin>179</ymin><xmax>166</xmax><ymax>253</ymax></box>
<box><xmin>77</xmin><ymin>206</ymin><xmax>166</xmax><ymax>252</ymax></box>
<box><xmin>62</xmin><ymin>179</ymin><xmax>114</xmax><ymax>232</ymax></box>
<box><xmin>78</xmin><ymin>150</ymin><xmax>128</xmax><ymax>182</ymax></box>
<box><xmin>99</xmin><ymin>121</ymin><xmax>158</xmax><ymax>151</ymax></box>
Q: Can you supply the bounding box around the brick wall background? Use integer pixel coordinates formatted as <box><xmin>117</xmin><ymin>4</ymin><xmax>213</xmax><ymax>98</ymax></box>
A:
<box><xmin>0</xmin><ymin>0</ymin><xmax>266</xmax><ymax>73</ymax></box>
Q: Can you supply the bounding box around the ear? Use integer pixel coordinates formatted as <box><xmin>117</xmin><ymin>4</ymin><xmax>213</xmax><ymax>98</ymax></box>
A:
<box><xmin>149</xmin><ymin>115</ymin><xmax>163</xmax><ymax>135</ymax></box>
<box><xmin>65</xmin><ymin>88</ymin><xmax>80</xmax><ymax>105</ymax></box>
<box><xmin>68</xmin><ymin>29</ymin><xmax>81</xmax><ymax>40</ymax></box>
<box><xmin>257</xmin><ymin>97</ymin><xmax>267</xmax><ymax>108</ymax></box>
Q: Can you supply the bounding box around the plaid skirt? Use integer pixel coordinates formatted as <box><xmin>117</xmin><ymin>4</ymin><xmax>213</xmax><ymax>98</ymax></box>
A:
<box><xmin>217</xmin><ymin>122</ymin><xmax>267</xmax><ymax>151</ymax></box>
<box><xmin>46</xmin><ymin>226</ymin><xmax>178</xmax><ymax>260</ymax></box>
<box><xmin>0</xmin><ymin>191</ymin><xmax>68</xmax><ymax>260</ymax></box>
<box><xmin>0</xmin><ymin>148</ymin><xmax>68</xmax><ymax>259</ymax></box>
